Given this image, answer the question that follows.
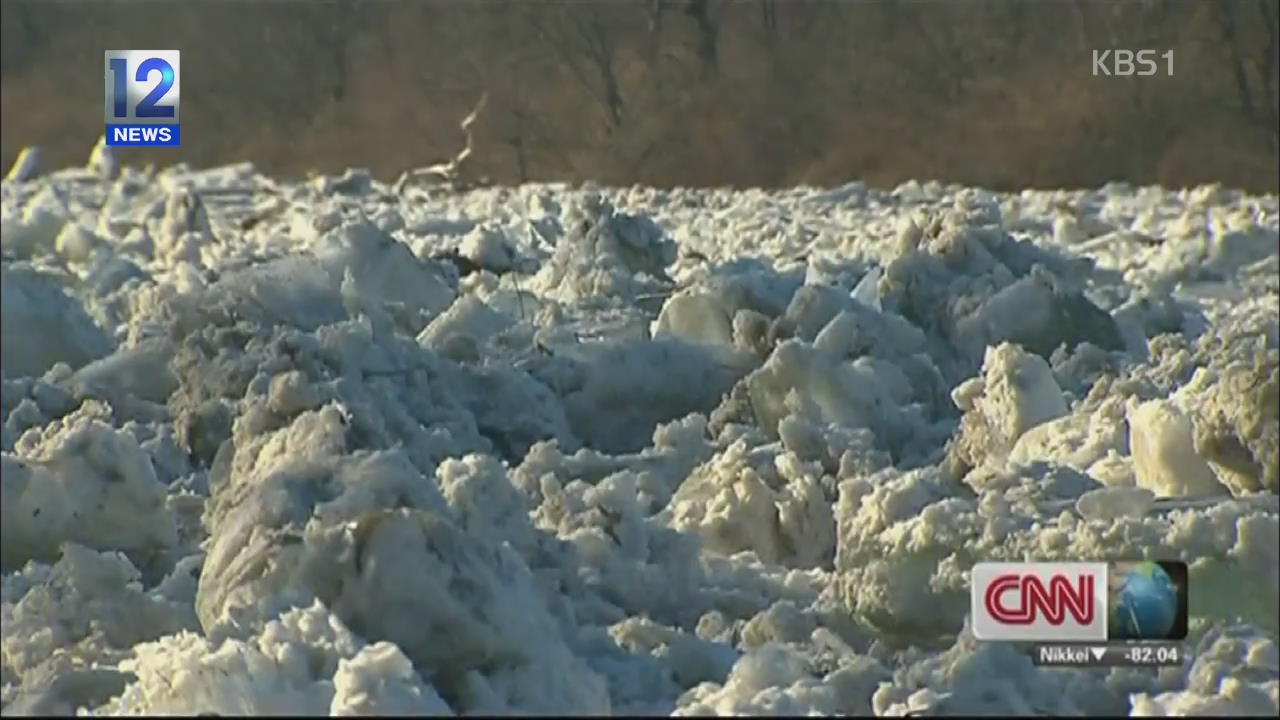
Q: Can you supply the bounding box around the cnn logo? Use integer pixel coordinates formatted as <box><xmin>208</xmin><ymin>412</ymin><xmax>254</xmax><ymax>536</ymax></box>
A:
<box><xmin>971</xmin><ymin>563</ymin><xmax>1109</xmax><ymax>641</ymax></box>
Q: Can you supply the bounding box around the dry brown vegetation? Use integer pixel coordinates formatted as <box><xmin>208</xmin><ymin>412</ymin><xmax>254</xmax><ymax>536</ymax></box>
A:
<box><xmin>2</xmin><ymin>0</ymin><xmax>1277</xmax><ymax>192</ymax></box>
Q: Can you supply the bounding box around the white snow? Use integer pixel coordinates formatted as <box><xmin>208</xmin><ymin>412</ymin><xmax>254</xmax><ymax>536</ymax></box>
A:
<box><xmin>1</xmin><ymin>401</ymin><xmax>177</xmax><ymax>572</ymax></box>
<box><xmin>1</xmin><ymin>154</ymin><xmax>1276</xmax><ymax>716</ymax></box>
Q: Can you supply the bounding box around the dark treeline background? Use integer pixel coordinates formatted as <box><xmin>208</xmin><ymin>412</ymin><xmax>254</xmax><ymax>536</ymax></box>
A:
<box><xmin>2</xmin><ymin>0</ymin><xmax>1277</xmax><ymax>192</ymax></box>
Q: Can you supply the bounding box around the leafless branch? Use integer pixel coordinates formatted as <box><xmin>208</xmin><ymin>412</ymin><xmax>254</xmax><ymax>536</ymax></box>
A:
<box><xmin>394</xmin><ymin>91</ymin><xmax>489</xmax><ymax>193</ymax></box>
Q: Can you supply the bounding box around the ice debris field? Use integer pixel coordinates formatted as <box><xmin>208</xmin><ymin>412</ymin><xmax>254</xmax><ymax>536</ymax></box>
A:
<box><xmin>0</xmin><ymin>149</ymin><xmax>1277</xmax><ymax>716</ymax></box>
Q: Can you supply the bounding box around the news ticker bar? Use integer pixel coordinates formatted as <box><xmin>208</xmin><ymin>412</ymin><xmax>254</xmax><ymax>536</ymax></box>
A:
<box><xmin>1031</xmin><ymin>642</ymin><xmax>1184</xmax><ymax>668</ymax></box>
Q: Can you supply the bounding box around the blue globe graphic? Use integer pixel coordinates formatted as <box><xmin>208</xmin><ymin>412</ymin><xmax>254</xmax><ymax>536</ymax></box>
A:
<box><xmin>1109</xmin><ymin>561</ymin><xmax>1178</xmax><ymax>640</ymax></box>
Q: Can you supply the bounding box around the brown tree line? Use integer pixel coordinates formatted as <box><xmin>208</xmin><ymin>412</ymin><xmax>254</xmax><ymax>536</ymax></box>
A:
<box><xmin>1</xmin><ymin>0</ymin><xmax>1277</xmax><ymax>192</ymax></box>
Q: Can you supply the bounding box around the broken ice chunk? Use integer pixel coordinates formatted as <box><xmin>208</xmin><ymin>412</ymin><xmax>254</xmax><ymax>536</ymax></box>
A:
<box><xmin>1</xmin><ymin>266</ymin><xmax>114</xmax><ymax>377</ymax></box>
<box><xmin>5</xmin><ymin>145</ymin><xmax>44</xmax><ymax>182</ymax></box>
<box><xmin>652</xmin><ymin>292</ymin><xmax>734</xmax><ymax>347</ymax></box>
<box><xmin>1</xmin><ymin>407</ymin><xmax>178</xmax><ymax>570</ymax></box>
<box><xmin>1075</xmin><ymin>486</ymin><xmax>1155</xmax><ymax>521</ymax></box>
<box><xmin>1128</xmin><ymin>399</ymin><xmax>1227</xmax><ymax>499</ymax></box>
<box><xmin>944</xmin><ymin>343</ymin><xmax>1068</xmax><ymax>476</ymax></box>
<box><xmin>850</xmin><ymin>266</ymin><xmax>882</xmax><ymax>311</ymax></box>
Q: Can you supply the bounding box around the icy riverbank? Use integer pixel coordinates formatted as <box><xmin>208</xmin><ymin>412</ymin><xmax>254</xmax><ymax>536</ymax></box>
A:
<box><xmin>1</xmin><ymin>158</ymin><xmax>1277</xmax><ymax>716</ymax></box>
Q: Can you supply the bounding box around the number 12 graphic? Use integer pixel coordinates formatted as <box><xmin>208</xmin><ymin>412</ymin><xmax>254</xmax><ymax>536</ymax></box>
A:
<box><xmin>109</xmin><ymin>56</ymin><xmax>176</xmax><ymax>118</ymax></box>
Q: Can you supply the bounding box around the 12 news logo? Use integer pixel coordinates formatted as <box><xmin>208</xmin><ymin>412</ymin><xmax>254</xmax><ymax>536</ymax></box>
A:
<box><xmin>104</xmin><ymin>50</ymin><xmax>180</xmax><ymax>147</ymax></box>
<box><xmin>971</xmin><ymin>561</ymin><xmax>1189</xmax><ymax>642</ymax></box>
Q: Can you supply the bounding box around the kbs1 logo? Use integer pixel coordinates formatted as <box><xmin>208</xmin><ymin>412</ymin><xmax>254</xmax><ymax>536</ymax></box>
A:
<box><xmin>104</xmin><ymin>50</ymin><xmax>180</xmax><ymax>147</ymax></box>
<box><xmin>1092</xmin><ymin>49</ymin><xmax>1174</xmax><ymax>77</ymax></box>
<box><xmin>972</xmin><ymin>561</ymin><xmax>1188</xmax><ymax>642</ymax></box>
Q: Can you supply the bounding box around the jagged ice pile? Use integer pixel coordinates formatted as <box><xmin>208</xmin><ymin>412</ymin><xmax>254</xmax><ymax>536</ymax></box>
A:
<box><xmin>1</xmin><ymin>157</ymin><xmax>1277</xmax><ymax>716</ymax></box>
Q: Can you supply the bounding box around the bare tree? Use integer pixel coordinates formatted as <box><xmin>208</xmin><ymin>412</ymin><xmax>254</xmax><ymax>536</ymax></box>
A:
<box><xmin>327</xmin><ymin>0</ymin><xmax>357</xmax><ymax>104</ymax></box>
<box><xmin>645</xmin><ymin>0</ymin><xmax>669</xmax><ymax>91</ymax></box>
<box><xmin>761</xmin><ymin>0</ymin><xmax>778</xmax><ymax>35</ymax></box>
<box><xmin>0</xmin><ymin>0</ymin><xmax>50</xmax><ymax>72</ymax></box>
<box><xmin>1215</xmin><ymin>0</ymin><xmax>1278</xmax><ymax>149</ymax></box>
<box><xmin>506</xmin><ymin>106</ymin><xmax>530</xmax><ymax>183</ymax></box>
<box><xmin>685</xmin><ymin>0</ymin><xmax>719</xmax><ymax>74</ymax></box>
<box><xmin>1256</xmin><ymin>0</ymin><xmax>1279</xmax><ymax>149</ymax></box>
<box><xmin>531</xmin><ymin>5</ymin><xmax>627</xmax><ymax>132</ymax></box>
<box><xmin>1219</xmin><ymin>1</ymin><xmax>1255</xmax><ymax>118</ymax></box>
<box><xmin>296</xmin><ymin>0</ymin><xmax>365</xmax><ymax>105</ymax></box>
<box><xmin>899</xmin><ymin>2</ymin><xmax>974</xmax><ymax>101</ymax></box>
<box><xmin>647</xmin><ymin>0</ymin><xmax>667</xmax><ymax>60</ymax></box>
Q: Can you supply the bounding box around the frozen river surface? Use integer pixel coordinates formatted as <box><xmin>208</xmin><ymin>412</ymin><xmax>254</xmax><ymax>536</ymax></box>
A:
<box><xmin>1</xmin><ymin>156</ymin><xmax>1277</xmax><ymax>715</ymax></box>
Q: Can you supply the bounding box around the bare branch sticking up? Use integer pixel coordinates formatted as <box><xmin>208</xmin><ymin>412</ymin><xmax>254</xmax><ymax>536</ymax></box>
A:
<box><xmin>394</xmin><ymin>92</ymin><xmax>489</xmax><ymax>194</ymax></box>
